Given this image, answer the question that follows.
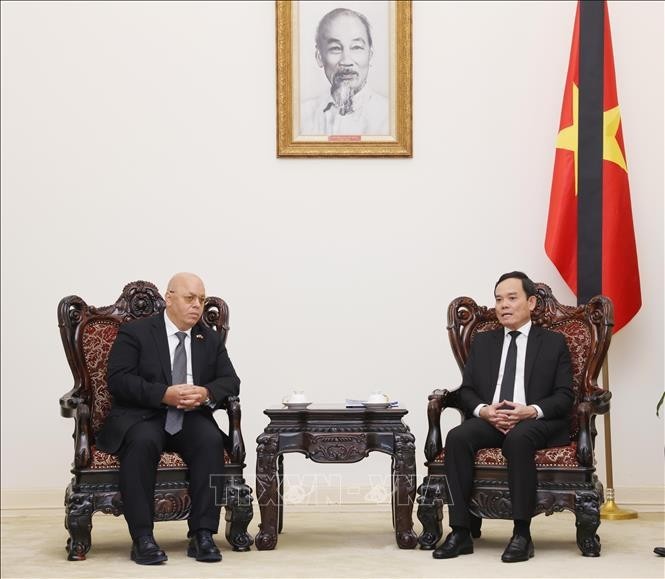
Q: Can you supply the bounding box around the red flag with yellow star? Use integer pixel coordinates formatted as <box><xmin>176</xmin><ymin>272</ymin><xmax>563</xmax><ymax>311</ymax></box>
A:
<box><xmin>545</xmin><ymin>0</ymin><xmax>640</xmax><ymax>332</ymax></box>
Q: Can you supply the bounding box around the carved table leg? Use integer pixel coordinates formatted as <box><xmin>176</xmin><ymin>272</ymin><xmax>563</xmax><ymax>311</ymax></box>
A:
<box><xmin>224</xmin><ymin>476</ymin><xmax>254</xmax><ymax>551</ymax></box>
<box><xmin>575</xmin><ymin>491</ymin><xmax>601</xmax><ymax>557</ymax></box>
<box><xmin>255</xmin><ymin>433</ymin><xmax>280</xmax><ymax>550</ymax></box>
<box><xmin>277</xmin><ymin>453</ymin><xmax>284</xmax><ymax>534</ymax></box>
<box><xmin>416</xmin><ymin>475</ymin><xmax>445</xmax><ymax>550</ymax></box>
<box><xmin>390</xmin><ymin>456</ymin><xmax>396</xmax><ymax>530</ymax></box>
<box><xmin>64</xmin><ymin>483</ymin><xmax>93</xmax><ymax>561</ymax></box>
<box><xmin>393</xmin><ymin>432</ymin><xmax>418</xmax><ymax>549</ymax></box>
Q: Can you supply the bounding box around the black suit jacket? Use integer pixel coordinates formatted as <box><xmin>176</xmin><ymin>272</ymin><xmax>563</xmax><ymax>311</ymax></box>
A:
<box><xmin>96</xmin><ymin>312</ymin><xmax>240</xmax><ymax>454</ymax></box>
<box><xmin>458</xmin><ymin>325</ymin><xmax>574</xmax><ymax>447</ymax></box>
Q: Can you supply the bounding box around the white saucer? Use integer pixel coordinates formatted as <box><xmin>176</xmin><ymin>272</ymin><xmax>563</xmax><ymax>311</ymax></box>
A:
<box><xmin>362</xmin><ymin>401</ymin><xmax>391</xmax><ymax>409</ymax></box>
<box><xmin>282</xmin><ymin>402</ymin><xmax>312</xmax><ymax>409</ymax></box>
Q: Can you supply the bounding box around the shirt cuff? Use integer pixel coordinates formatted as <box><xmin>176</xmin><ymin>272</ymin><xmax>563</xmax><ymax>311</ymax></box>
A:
<box><xmin>532</xmin><ymin>404</ymin><xmax>544</xmax><ymax>419</ymax></box>
<box><xmin>473</xmin><ymin>404</ymin><xmax>487</xmax><ymax>418</ymax></box>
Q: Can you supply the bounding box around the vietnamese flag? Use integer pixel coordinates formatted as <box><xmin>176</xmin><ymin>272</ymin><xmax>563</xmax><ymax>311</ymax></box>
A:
<box><xmin>545</xmin><ymin>0</ymin><xmax>641</xmax><ymax>332</ymax></box>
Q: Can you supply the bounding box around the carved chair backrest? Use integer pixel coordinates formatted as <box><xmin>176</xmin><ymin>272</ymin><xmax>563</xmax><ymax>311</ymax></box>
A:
<box><xmin>58</xmin><ymin>281</ymin><xmax>230</xmax><ymax>438</ymax></box>
<box><xmin>446</xmin><ymin>283</ymin><xmax>613</xmax><ymax>439</ymax></box>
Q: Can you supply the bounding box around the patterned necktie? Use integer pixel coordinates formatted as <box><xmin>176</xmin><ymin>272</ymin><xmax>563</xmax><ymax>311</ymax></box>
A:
<box><xmin>165</xmin><ymin>331</ymin><xmax>187</xmax><ymax>435</ymax></box>
<box><xmin>499</xmin><ymin>330</ymin><xmax>521</xmax><ymax>402</ymax></box>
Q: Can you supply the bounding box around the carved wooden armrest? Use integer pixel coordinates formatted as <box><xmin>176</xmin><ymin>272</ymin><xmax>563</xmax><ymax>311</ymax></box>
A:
<box><xmin>60</xmin><ymin>386</ymin><xmax>93</xmax><ymax>469</ymax></box>
<box><xmin>59</xmin><ymin>388</ymin><xmax>81</xmax><ymax>418</ymax></box>
<box><xmin>68</xmin><ymin>401</ymin><xmax>92</xmax><ymax>470</ymax></box>
<box><xmin>587</xmin><ymin>388</ymin><xmax>611</xmax><ymax>415</ymax></box>
<box><xmin>219</xmin><ymin>396</ymin><xmax>246</xmax><ymax>466</ymax></box>
<box><xmin>424</xmin><ymin>388</ymin><xmax>462</xmax><ymax>463</ymax></box>
<box><xmin>576</xmin><ymin>388</ymin><xmax>611</xmax><ymax>467</ymax></box>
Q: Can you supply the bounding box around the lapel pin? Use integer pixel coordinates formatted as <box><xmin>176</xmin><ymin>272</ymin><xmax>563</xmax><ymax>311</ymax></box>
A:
<box><xmin>195</xmin><ymin>334</ymin><xmax>204</xmax><ymax>340</ymax></box>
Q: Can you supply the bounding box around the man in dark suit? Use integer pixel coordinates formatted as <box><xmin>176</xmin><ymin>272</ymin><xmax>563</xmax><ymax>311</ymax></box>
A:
<box><xmin>96</xmin><ymin>272</ymin><xmax>240</xmax><ymax>565</ymax></box>
<box><xmin>433</xmin><ymin>271</ymin><xmax>573</xmax><ymax>563</ymax></box>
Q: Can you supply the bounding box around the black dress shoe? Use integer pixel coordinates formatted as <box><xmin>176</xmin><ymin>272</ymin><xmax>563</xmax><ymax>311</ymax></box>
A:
<box><xmin>188</xmin><ymin>529</ymin><xmax>222</xmax><ymax>562</ymax></box>
<box><xmin>432</xmin><ymin>530</ymin><xmax>474</xmax><ymax>559</ymax></box>
<box><xmin>501</xmin><ymin>534</ymin><xmax>534</xmax><ymax>562</ymax></box>
<box><xmin>130</xmin><ymin>535</ymin><xmax>168</xmax><ymax>565</ymax></box>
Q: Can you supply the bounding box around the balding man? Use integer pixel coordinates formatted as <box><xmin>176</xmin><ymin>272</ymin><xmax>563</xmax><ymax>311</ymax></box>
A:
<box><xmin>97</xmin><ymin>273</ymin><xmax>240</xmax><ymax>565</ymax></box>
<box><xmin>300</xmin><ymin>7</ymin><xmax>389</xmax><ymax>136</ymax></box>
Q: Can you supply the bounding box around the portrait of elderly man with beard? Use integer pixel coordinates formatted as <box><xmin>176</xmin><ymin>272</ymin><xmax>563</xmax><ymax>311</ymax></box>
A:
<box><xmin>300</xmin><ymin>7</ymin><xmax>390</xmax><ymax>136</ymax></box>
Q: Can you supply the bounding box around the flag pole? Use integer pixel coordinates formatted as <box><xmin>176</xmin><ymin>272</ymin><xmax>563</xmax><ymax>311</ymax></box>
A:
<box><xmin>599</xmin><ymin>355</ymin><xmax>638</xmax><ymax>520</ymax></box>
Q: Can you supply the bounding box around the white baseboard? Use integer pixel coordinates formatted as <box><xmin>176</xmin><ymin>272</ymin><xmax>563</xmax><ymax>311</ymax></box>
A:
<box><xmin>603</xmin><ymin>486</ymin><xmax>664</xmax><ymax>513</ymax></box>
<box><xmin>2</xmin><ymin>485</ymin><xmax>663</xmax><ymax>513</ymax></box>
<box><xmin>1</xmin><ymin>488</ymin><xmax>65</xmax><ymax>511</ymax></box>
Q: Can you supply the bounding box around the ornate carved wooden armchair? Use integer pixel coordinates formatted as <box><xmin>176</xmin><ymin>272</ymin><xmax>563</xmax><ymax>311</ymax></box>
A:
<box><xmin>416</xmin><ymin>283</ymin><xmax>613</xmax><ymax>557</ymax></box>
<box><xmin>58</xmin><ymin>281</ymin><xmax>254</xmax><ymax>560</ymax></box>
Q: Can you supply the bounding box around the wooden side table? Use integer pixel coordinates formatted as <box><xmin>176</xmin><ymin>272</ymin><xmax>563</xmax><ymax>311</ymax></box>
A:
<box><xmin>255</xmin><ymin>405</ymin><xmax>418</xmax><ymax>550</ymax></box>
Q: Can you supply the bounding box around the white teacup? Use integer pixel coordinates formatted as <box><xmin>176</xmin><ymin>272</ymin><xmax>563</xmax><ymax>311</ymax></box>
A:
<box><xmin>283</xmin><ymin>390</ymin><xmax>308</xmax><ymax>404</ymax></box>
<box><xmin>367</xmin><ymin>391</ymin><xmax>389</xmax><ymax>404</ymax></box>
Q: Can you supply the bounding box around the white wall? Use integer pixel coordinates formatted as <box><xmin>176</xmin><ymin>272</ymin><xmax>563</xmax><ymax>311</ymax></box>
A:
<box><xmin>1</xmin><ymin>1</ymin><xmax>663</xmax><ymax>502</ymax></box>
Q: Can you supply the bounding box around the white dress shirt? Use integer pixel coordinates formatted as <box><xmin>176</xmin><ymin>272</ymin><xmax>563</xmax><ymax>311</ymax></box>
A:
<box><xmin>164</xmin><ymin>311</ymin><xmax>193</xmax><ymax>385</ymax></box>
<box><xmin>300</xmin><ymin>86</ymin><xmax>390</xmax><ymax>136</ymax></box>
<box><xmin>473</xmin><ymin>321</ymin><xmax>544</xmax><ymax>419</ymax></box>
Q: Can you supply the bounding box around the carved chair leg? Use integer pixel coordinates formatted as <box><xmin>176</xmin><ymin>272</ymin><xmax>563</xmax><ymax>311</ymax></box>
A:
<box><xmin>64</xmin><ymin>485</ymin><xmax>93</xmax><ymax>561</ymax></box>
<box><xmin>224</xmin><ymin>477</ymin><xmax>254</xmax><ymax>552</ymax></box>
<box><xmin>575</xmin><ymin>491</ymin><xmax>601</xmax><ymax>557</ymax></box>
<box><xmin>416</xmin><ymin>475</ymin><xmax>445</xmax><ymax>550</ymax></box>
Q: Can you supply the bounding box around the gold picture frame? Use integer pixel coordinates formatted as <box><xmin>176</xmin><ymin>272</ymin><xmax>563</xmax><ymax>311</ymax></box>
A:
<box><xmin>276</xmin><ymin>0</ymin><xmax>412</xmax><ymax>157</ymax></box>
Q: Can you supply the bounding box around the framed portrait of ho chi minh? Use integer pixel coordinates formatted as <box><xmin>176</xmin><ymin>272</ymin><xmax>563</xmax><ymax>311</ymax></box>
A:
<box><xmin>276</xmin><ymin>0</ymin><xmax>412</xmax><ymax>157</ymax></box>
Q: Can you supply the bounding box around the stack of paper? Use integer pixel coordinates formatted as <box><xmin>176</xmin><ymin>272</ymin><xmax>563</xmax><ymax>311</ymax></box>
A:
<box><xmin>345</xmin><ymin>399</ymin><xmax>399</xmax><ymax>408</ymax></box>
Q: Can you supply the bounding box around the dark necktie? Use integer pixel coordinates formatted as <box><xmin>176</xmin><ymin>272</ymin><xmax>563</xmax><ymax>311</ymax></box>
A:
<box><xmin>499</xmin><ymin>330</ymin><xmax>521</xmax><ymax>402</ymax></box>
<box><xmin>165</xmin><ymin>331</ymin><xmax>187</xmax><ymax>435</ymax></box>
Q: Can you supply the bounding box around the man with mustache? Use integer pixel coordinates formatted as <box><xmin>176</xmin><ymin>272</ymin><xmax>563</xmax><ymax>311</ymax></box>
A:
<box><xmin>300</xmin><ymin>7</ymin><xmax>389</xmax><ymax>136</ymax></box>
<box><xmin>433</xmin><ymin>272</ymin><xmax>574</xmax><ymax>563</ymax></box>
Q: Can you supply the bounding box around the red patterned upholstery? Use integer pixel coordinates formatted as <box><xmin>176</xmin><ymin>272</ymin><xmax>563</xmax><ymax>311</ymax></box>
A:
<box><xmin>89</xmin><ymin>446</ymin><xmax>186</xmax><ymax>469</ymax></box>
<box><xmin>434</xmin><ymin>442</ymin><xmax>580</xmax><ymax>468</ymax></box>
<box><xmin>81</xmin><ymin>320</ymin><xmax>118</xmax><ymax>433</ymax></box>
<box><xmin>87</xmin><ymin>446</ymin><xmax>231</xmax><ymax>470</ymax></box>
